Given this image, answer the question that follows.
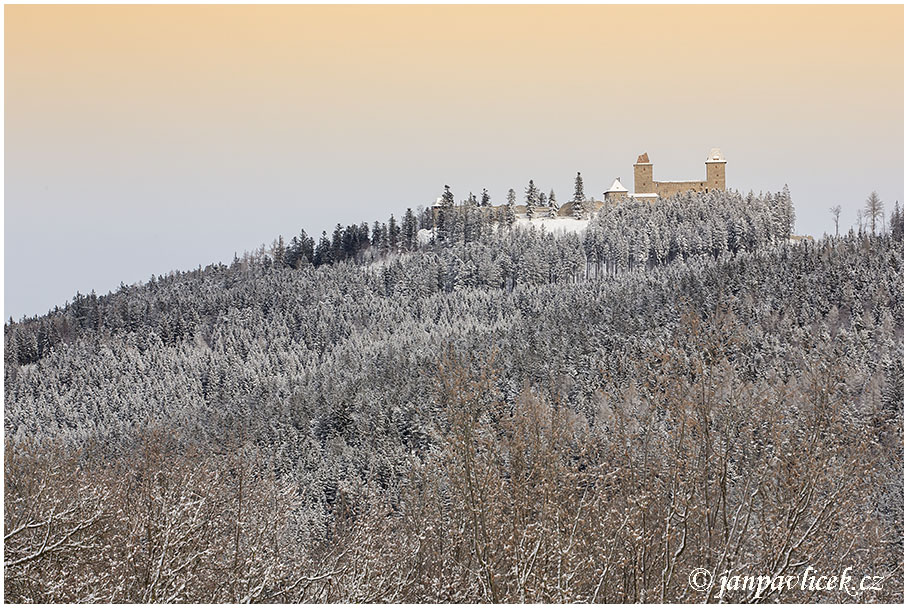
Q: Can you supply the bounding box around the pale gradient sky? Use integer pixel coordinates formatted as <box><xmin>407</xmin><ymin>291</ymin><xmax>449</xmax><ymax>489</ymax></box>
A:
<box><xmin>5</xmin><ymin>5</ymin><xmax>904</xmax><ymax>320</ymax></box>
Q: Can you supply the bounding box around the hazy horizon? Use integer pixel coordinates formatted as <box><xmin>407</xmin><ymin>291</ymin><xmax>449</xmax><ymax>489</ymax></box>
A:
<box><xmin>5</xmin><ymin>4</ymin><xmax>904</xmax><ymax>320</ymax></box>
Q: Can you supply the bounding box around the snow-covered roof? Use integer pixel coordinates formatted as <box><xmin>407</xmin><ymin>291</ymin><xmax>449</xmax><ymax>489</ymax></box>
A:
<box><xmin>706</xmin><ymin>148</ymin><xmax>726</xmax><ymax>162</ymax></box>
<box><xmin>631</xmin><ymin>193</ymin><xmax>659</xmax><ymax>198</ymax></box>
<box><xmin>605</xmin><ymin>177</ymin><xmax>628</xmax><ymax>193</ymax></box>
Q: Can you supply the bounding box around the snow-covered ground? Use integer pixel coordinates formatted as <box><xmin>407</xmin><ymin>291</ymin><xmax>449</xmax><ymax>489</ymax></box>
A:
<box><xmin>513</xmin><ymin>216</ymin><xmax>590</xmax><ymax>235</ymax></box>
<box><xmin>416</xmin><ymin>216</ymin><xmax>591</xmax><ymax>245</ymax></box>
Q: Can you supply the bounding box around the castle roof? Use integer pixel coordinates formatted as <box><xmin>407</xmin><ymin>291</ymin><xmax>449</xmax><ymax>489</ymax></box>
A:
<box><xmin>706</xmin><ymin>148</ymin><xmax>726</xmax><ymax>162</ymax></box>
<box><xmin>605</xmin><ymin>177</ymin><xmax>628</xmax><ymax>193</ymax></box>
<box><xmin>636</xmin><ymin>152</ymin><xmax>650</xmax><ymax>164</ymax></box>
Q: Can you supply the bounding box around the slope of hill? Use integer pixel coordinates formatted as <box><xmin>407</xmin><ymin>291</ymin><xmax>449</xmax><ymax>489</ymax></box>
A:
<box><xmin>4</xmin><ymin>189</ymin><xmax>903</xmax><ymax>602</ymax></box>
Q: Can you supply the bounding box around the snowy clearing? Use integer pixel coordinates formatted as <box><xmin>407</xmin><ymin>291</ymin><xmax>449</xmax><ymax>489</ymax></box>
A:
<box><xmin>513</xmin><ymin>216</ymin><xmax>590</xmax><ymax>235</ymax></box>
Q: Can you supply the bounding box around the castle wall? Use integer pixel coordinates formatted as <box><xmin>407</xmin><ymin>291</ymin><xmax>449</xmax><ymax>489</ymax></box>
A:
<box><xmin>632</xmin><ymin>157</ymin><xmax>726</xmax><ymax>198</ymax></box>
<box><xmin>654</xmin><ymin>180</ymin><xmax>709</xmax><ymax>197</ymax></box>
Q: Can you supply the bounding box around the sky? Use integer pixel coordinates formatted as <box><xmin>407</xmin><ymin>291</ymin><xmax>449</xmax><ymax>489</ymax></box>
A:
<box><xmin>5</xmin><ymin>4</ymin><xmax>904</xmax><ymax>320</ymax></box>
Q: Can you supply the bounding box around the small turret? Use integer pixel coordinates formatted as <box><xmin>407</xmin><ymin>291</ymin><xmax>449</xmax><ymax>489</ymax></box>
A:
<box><xmin>604</xmin><ymin>177</ymin><xmax>629</xmax><ymax>203</ymax></box>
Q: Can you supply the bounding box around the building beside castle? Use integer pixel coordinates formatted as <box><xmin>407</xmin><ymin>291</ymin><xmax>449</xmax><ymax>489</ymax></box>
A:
<box><xmin>604</xmin><ymin>149</ymin><xmax>727</xmax><ymax>202</ymax></box>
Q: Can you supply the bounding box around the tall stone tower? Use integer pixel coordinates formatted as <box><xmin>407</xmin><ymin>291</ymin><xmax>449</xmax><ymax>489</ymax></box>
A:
<box><xmin>705</xmin><ymin>148</ymin><xmax>726</xmax><ymax>191</ymax></box>
<box><xmin>633</xmin><ymin>152</ymin><xmax>653</xmax><ymax>194</ymax></box>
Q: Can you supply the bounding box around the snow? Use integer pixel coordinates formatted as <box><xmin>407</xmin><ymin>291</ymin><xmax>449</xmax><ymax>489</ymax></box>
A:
<box><xmin>513</xmin><ymin>216</ymin><xmax>590</xmax><ymax>235</ymax></box>
<box><xmin>707</xmin><ymin>147</ymin><xmax>726</xmax><ymax>162</ymax></box>
<box><xmin>605</xmin><ymin>178</ymin><xmax>628</xmax><ymax>193</ymax></box>
<box><xmin>417</xmin><ymin>228</ymin><xmax>435</xmax><ymax>246</ymax></box>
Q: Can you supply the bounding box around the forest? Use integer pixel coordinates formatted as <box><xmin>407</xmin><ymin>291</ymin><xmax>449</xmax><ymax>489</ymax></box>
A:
<box><xmin>4</xmin><ymin>187</ymin><xmax>904</xmax><ymax>602</ymax></box>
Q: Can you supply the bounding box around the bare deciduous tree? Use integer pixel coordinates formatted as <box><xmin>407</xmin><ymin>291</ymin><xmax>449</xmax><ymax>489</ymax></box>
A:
<box><xmin>865</xmin><ymin>191</ymin><xmax>885</xmax><ymax>234</ymax></box>
<box><xmin>830</xmin><ymin>204</ymin><xmax>842</xmax><ymax>236</ymax></box>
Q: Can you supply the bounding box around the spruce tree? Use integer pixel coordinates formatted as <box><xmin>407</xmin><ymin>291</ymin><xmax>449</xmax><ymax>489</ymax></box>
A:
<box><xmin>272</xmin><ymin>235</ymin><xmax>286</xmax><ymax>267</ymax></box>
<box><xmin>572</xmin><ymin>172</ymin><xmax>586</xmax><ymax>219</ymax></box>
<box><xmin>372</xmin><ymin>221</ymin><xmax>383</xmax><ymax>248</ymax></box>
<box><xmin>286</xmin><ymin>236</ymin><xmax>301</xmax><ymax>268</ymax></box>
<box><xmin>526</xmin><ymin>180</ymin><xmax>537</xmax><ymax>219</ymax></box>
<box><xmin>573</xmin><ymin>172</ymin><xmax>585</xmax><ymax>202</ymax></box>
<box><xmin>778</xmin><ymin>184</ymin><xmax>795</xmax><ymax>239</ymax></box>
<box><xmin>538</xmin><ymin>191</ymin><xmax>550</xmax><ymax>218</ymax></box>
<box><xmin>314</xmin><ymin>230</ymin><xmax>331</xmax><ymax>266</ymax></box>
<box><xmin>441</xmin><ymin>185</ymin><xmax>454</xmax><ymax>207</ymax></box>
<box><xmin>481</xmin><ymin>188</ymin><xmax>490</xmax><ymax>207</ymax></box>
<box><xmin>402</xmin><ymin>208</ymin><xmax>417</xmax><ymax>251</ymax></box>
<box><xmin>506</xmin><ymin>188</ymin><xmax>517</xmax><ymax>227</ymax></box>
<box><xmin>438</xmin><ymin>185</ymin><xmax>455</xmax><ymax>244</ymax></box>
<box><xmin>331</xmin><ymin>224</ymin><xmax>344</xmax><ymax>261</ymax></box>
<box><xmin>300</xmin><ymin>229</ymin><xmax>314</xmax><ymax>264</ymax></box>
<box><xmin>890</xmin><ymin>201</ymin><xmax>903</xmax><ymax>242</ymax></box>
<box><xmin>388</xmin><ymin>215</ymin><xmax>400</xmax><ymax>251</ymax></box>
<box><xmin>379</xmin><ymin>222</ymin><xmax>390</xmax><ymax>252</ymax></box>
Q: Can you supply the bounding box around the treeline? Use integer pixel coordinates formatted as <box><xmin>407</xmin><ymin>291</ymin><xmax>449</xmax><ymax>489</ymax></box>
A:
<box><xmin>279</xmin><ymin>206</ymin><xmax>425</xmax><ymax>269</ymax></box>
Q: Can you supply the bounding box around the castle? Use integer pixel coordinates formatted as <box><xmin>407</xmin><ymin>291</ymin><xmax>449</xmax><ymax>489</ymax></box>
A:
<box><xmin>604</xmin><ymin>149</ymin><xmax>727</xmax><ymax>202</ymax></box>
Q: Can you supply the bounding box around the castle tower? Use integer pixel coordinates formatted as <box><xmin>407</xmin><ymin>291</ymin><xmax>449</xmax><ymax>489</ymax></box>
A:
<box><xmin>705</xmin><ymin>148</ymin><xmax>726</xmax><ymax>191</ymax></box>
<box><xmin>604</xmin><ymin>177</ymin><xmax>629</xmax><ymax>203</ymax></box>
<box><xmin>633</xmin><ymin>152</ymin><xmax>654</xmax><ymax>194</ymax></box>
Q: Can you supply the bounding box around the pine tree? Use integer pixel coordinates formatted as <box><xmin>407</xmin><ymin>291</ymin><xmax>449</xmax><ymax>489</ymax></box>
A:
<box><xmin>525</xmin><ymin>180</ymin><xmax>537</xmax><ymax>219</ymax></box>
<box><xmin>442</xmin><ymin>185</ymin><xmax>454</xmax><ymax>207</ymax></box>
<box><xmin>771</xmin><ymin>185</ymin><xmax>795</xmax><ymax>240</ymax></box>
<box><xmin>506</xmin><ymin>189</ymin><xmax>517</xmax><ymax>227</ymax></box>
<box><xmin>481</xmin><ymin>188</ymin><xmax>490</xmax><ymax>207</ymax></box>
<box><xmin>271</xmin><ymin>235</ymin><xmax>286</xmax><ymax>267</ymax></box>
<box><xmin>438</xmin><ymin>185</ymin><xmax>455</xmax><ymax>244</ymax></box>
<box><xmin>538</xmin><ymin>190</ymin><xmax>549</xmax><ymax>218</ymax></box>
<box><xmin>377</xmin><ymin>223</ymin><xmax>389</xmax><ymax>252</ymax></box>
<box><xmin>358</xmin><ymin>222</ymin><xmax>371</xmax><ymax>257</ymax></box>
<box><xmin>285</xmin><ymin>228</ymin><xmax>314</xmax><ymax>267</ymax></box>
<box><xmin>890</xmin><ymin>201</ymin><xmax>903</xmax><ymax>242</ymax></box>
<box><xmin>314</xmin><ymin>231</ymin><xmax>331</xmax><ymax>266</ymax></box>
<box><xmin>572</xmin><ymin>172</ymin><xmax>586</xmax><ymax>219</ymax></box>
<box><xmin>331</xmin><ymin>224</ymin><xmax>344</xmax><ymax>261</ymax></box>
<box><xmin>402</xmin><ymin>208</ymin><xmax>417</xmax><ymax>251</ymax></box>
<box><xmin>573</xmin><ymin>172</ymin><xmax>585</xmax><ymax>203</ymax></box>
<box><xmin>388</xmin><ymin>215</ymin><xmax>400</xmax><ymax>251</ymax></box>
<box><xmin>372</xmin><ymin>221</ymin><xmax>383</xmax><ymax>248</ymax></box>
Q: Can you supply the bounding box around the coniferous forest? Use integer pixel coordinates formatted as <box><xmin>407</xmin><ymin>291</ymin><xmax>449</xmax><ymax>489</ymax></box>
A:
<box><xmin>4</xmin><ymin>188</ymin><xmax>904</xmax><ymax>602</ymax></box>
